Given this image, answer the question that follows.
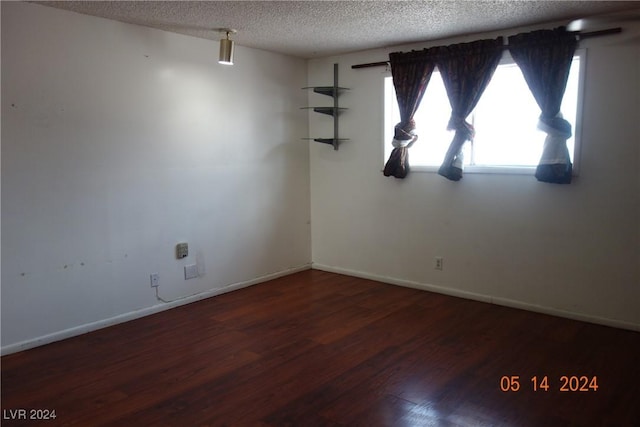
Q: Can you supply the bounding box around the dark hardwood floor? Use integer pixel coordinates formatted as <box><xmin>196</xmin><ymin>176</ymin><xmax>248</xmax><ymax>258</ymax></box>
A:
<box><xmin>2</xmin><ymin>270</ymin><xmax>639</xmax><ymax>426</ymax></box>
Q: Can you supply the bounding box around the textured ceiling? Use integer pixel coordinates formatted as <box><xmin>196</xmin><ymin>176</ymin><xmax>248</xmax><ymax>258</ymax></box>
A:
<box><xmin>37</xmin><ymin>1</ymin><xmax>640</xmax><ymax>58</ymax></box>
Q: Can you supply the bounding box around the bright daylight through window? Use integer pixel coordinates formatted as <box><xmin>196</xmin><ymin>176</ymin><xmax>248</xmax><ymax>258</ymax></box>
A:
<box><xmin>384</xmin><ymin>52</ymin><xmax>583</xmax><ymax>173</ymax></box>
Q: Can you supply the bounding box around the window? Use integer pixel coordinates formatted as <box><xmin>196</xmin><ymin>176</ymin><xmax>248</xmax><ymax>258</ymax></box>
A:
<box><xmin>383</xmin><ymin>51</ymin><xmax>584</xmax><ymax>173</ymax></box>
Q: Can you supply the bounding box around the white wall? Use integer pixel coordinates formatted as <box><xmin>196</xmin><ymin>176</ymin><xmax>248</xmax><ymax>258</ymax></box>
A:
<box><xmin>1</xmin><ymin>2</ymin><xmax>311</xmax><ymax>352</ymax></box>
<box><xmin>309</xmin><ymin>21</ymin><xmax>640</xmax><ymax>330</ymax></box>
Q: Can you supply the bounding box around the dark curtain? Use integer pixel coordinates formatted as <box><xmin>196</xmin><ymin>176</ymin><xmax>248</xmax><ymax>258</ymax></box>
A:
<box><xmin>383</xmin><ymin>48</ymin><xmax>437</xmax><ymax>179</ymax></box>
<box><xmin>508</xmin><ymin>27</ymin><xmax>577</xmax><ymax>184</ymax></box>
<box><xmin>436</xmin><ymin>38</ymin><xmax>504</xmax><ymax>181</ymax></box>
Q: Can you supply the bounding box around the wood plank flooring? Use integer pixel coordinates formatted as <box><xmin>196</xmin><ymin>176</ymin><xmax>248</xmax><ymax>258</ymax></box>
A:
<box><xmin>2</xmin><ymin>270</ymin><xmax>639</xmax><ymax>426</ymax></box>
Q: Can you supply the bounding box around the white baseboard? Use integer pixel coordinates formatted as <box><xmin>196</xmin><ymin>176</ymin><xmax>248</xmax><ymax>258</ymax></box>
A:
<box><xmin>311</xmin><ymin>263</ymin><xmax>640</xmax><ymax>332</ymax></box>
<box><xmin>1</xmin><ymin>264</ymin><xmax>312</xmax><ymax>356</ymax></box>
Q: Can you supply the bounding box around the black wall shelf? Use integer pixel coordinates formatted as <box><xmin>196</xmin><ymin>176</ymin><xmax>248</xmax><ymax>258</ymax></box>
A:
<box><xmin>302</xmin><ymin>63</ymin><xmax>349</xmax><ymax>151</ymax></box>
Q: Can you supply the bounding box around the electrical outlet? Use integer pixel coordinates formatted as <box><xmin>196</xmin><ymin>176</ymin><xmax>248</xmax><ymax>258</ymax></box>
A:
<box><xmin>434</xmin><ymin>257</ymin><xmax>444</xmax><ymax>271</ymax></box>
<box><xmin>150</xmin><ymin>273</ymin><xmax>160</xmax><ymax>287</ymax></box>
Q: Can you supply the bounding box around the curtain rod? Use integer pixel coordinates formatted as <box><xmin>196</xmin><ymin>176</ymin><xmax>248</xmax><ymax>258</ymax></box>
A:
<box><xmin>351</xmin><ymin>27</ymin><xmax>622</xmax><ymax>69</ymax></box>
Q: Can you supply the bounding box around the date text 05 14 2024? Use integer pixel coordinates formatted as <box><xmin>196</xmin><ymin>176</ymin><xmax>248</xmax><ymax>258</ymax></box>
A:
<box><xmin>500</xmin><ymin>375</ymin><xmax>598</xmax><ymax>392</ymax></box>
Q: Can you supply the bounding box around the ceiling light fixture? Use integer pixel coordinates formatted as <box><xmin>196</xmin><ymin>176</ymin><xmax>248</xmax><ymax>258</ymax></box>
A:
<box><xmin>218</xmin><ymin>29</ymin><xmax>236</xmax><ymax>65</ymax></box>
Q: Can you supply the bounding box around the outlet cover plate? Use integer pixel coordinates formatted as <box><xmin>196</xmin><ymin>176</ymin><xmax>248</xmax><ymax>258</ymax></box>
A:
<box><xmin>150</xmin><ymin>273</ymin><xmax>160</xmax><ymax>287</ymax></box>
<box><xmin>184</xmin><ymin>264</ymin><xmax>198</xmax><ymax>280</ymax></box>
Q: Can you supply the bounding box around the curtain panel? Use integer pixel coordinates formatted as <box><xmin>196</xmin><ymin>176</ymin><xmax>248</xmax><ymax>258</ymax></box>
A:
<box><xmin>508</xmin><ymin>27</ymin><xmax>578</xmax><ymax>184</ymax></box>
<box><xmin>383</xmin><ymin>48</ymin><xmax>437</xmax><ymax>179</ymax></box>
<box><xmin>436</xmin><ymin>38</ymin><xmax>504</xmax><ymax>181</ymax></box>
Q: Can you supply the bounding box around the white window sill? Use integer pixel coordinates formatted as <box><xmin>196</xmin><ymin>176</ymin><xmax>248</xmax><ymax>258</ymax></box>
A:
<box><xmin>398</xmin><ymin>165</ymin><xmax>536</xmax><ymax>175</ymax></box>
<box><xmin>386</xmin><ymin>165</ymin><xmax>580</xmax><ymax>177</ymax></box>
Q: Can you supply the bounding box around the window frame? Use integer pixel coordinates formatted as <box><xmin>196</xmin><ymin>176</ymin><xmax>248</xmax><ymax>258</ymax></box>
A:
<box><xmin>382</xmin><ymin>49</ymin><xmax>586</xmax><ymax>176</ymax></box>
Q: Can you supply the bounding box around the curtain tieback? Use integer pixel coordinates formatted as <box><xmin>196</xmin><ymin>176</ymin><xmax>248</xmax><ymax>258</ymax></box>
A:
<box><xmin>538</xmin><ymin>114</ymin><xmax>572</xmax><ymax>139</ymax></box>
<box><xmin>538</xmin><ymin>114</ymin><xmax>572</xmax><ymax>165</ymax></box>
<box><xmin>392</xmin><ymin>136</ymin><xmax>418</xmax><ymax>148</ymax></box>
<box><xmin>447</xmin><ymin>117</ymin><xmax>475</xmax><ymax>140</ymax></box>
<box><xmin>392</xmin><ymin>122</ymin><xmax>418</xmax><ymax>148</ymax></box>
